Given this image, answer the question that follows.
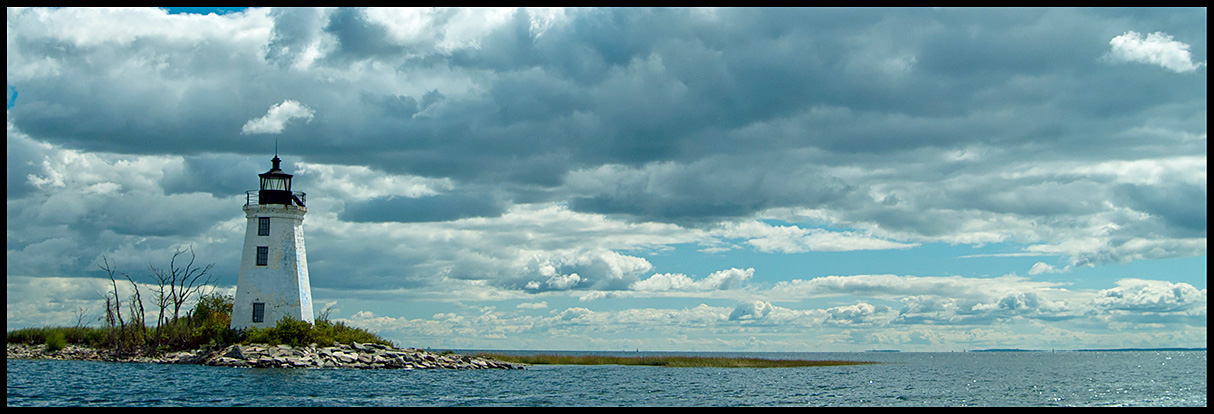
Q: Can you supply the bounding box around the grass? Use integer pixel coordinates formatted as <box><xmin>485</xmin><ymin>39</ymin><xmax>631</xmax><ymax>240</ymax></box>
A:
<box><xmin>8</xmin><ymin>294</ymin><xmax>394</xmax><ymax>356</ymax></box>
<box><xmin>472</xmin><ymin>353</ymin><xmax>879</xmax><ymax>368</ymax></box>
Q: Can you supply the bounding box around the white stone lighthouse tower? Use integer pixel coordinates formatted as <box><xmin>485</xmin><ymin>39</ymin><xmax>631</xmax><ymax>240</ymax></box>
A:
<box><xmin>231</xmin><ymin>155</ymin><xmax>314</xmax><ymax>330</ymax></box>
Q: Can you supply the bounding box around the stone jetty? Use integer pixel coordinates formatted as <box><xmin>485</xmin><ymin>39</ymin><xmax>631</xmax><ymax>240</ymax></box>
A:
<box><xmin>6</xmin><ymin>342</ymin><xmax>524</xmax><ymax>370</ymax></box>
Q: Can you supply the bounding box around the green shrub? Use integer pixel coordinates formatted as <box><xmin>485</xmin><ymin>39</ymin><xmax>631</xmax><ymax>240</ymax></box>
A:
<box><xmin>240</xmin><ymin>316</ymin><xmax>393</xmax><ymax>348</ymax></box>
<box><xmin>315</xmin><ymin>319</ymin><xmax>392</xmax><ymax>347</ymax></box>
<box><xmin>7</xmin><ymin>327</ymin><xmax>46</xmax><ymax>345</ymax></box>
<box><xmin>8</xmin><ymin>326</ymin><xmax>107</xmax><ymax>348</ymax></box>
<box><xmin>45</xmin><ymin>331</ymin><xmax>67</xmax><ymax>352</ymax></box>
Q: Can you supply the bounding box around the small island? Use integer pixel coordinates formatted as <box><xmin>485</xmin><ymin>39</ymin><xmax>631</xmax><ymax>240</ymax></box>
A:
<box><xmin>6</xmin><ymin>292</ymin><xmax>520</xmax><ymax>370</ymax></box>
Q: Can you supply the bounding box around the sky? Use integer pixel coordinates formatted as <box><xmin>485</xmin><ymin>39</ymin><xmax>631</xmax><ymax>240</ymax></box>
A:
<box><xmin>6</xmin><ymin>7</ymin><xmax>1207</xmax><ymax>352</ymax></box>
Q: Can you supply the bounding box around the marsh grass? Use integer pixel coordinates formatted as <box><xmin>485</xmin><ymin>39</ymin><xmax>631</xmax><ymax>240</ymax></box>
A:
<box><xmin>473</xmin><ymin>353</ymin><xmax>879</xmax><ymax>368</ymax></box>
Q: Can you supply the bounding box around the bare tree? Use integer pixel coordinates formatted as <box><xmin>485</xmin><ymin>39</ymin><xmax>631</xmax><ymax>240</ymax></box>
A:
<box><xmin>73</xmin><ymin>306</ymin><xmax>91</xmax><ymax>328</ymax></box>
<box><xmin>150</xmin><ymin>263</ymin><xmax>173</xmax><ymax>330</ymax></box>
<box><xmin>124</xmin><ymin>271</ymin><xmax>147</xmax><ymax>340</ymax></box>
<box><xmin>99</xmin><ymin>256</ymin><xmax>126</xmax><ymax>331</ymax></box>
<box><xmin>148</xmin><ymin>246</ymin><xmax>216</xmax><ymax>323</ymax></box>
<box><xmin>99</xmin><ymin>255</ymin><xmax>146</xmax><ymax>353</ymax></box>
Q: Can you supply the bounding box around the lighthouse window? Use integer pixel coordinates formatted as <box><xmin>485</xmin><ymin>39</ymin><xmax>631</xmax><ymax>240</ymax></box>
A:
<box><xmin>258</xmin><ymin>217</ymin><xmax>270</xmax><ymax>236</ymax></box>
<box><xmin>256</xmin><ymin>246</ymin><xmax>268</xmax><ymax>266</ymax></box>
<box><xmin>252</xmin><ymin>302</ymin><xmax>265</xmax><ymax>323</ymax></box>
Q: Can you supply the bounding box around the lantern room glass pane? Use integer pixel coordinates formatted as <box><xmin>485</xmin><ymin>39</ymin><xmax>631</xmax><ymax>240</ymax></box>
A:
<box><xmin>261</xmin><ymin>176</ymin><xmax>289</xmax><ymax>191</ymax></box>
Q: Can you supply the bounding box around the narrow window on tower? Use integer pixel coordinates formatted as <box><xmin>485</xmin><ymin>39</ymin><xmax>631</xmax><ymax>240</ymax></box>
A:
<box><xmin>256</xmin><ymin>246</ymin><xmax>268</xmax><ymax>266</ymax></box>
<box><xmin>258</xmin><ymin>217</ymin><xmax>270</xmax><ymax>236</ymax></box>
<box><xmin>252</xmin><ymin>302</ymin><xmax>265</xmax><ymax>323</ymax></box>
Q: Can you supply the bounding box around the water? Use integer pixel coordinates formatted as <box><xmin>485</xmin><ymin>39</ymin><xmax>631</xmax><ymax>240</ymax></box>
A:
<box><xmin>7</xmin><ymin>350</ymin><xmax>1206</xmax><ymax>406</ymax></box>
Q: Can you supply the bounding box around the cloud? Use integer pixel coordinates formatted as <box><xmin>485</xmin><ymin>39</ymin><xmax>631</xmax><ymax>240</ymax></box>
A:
<box><xmin>1094</xmin><ymin>279</ymin><xmax>1206</xmax><ymax>313</ymax></box>
<box><xmin>728</xmin><ymin>300</ymin><xmax>773</xmax><ymax>321</ymax></box>
<box><xmin>717</xmin><ymin>220</ymin><xmax>918</xmax><ymax>253</ymax></box>
<box><xmin>510</xmin><ymin>248</ymin><xmax>657</xmax><ymax>292</ymax></box>
<box><xmin>241</xmin><ymin>99</ymin><xmax>315</xmax><ymax>135</ymax></box>
<box><xmin>769</xmin><ymin>274</ymin><xmax>1035</xmax><ymax>300</ymax></box>
<box><xmin>339</xmin><ymin>192</ymin><xmax>507</xmax><ymax>223</ymax></box>
<box><xmin>632</xmin><ymin>267</ymin><xmax>754</xmax><ymax>292</ymax></box>
<box><xmin>562</xmin><ymin>157</ymin><xmax>855</xmax><ymax>225</ymax></box>
<box><xmin>1028</xmin><ymin>262</ymin><xmax>1068</xmax><ymax>275</ymax></box>
<box><xmin>1106</xmin><ymin>31</ymin><xmax>1206</xmax><ymax>73</ymax></box>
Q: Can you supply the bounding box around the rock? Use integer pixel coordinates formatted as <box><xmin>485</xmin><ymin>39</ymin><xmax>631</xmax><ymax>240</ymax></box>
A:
<box><xmin>223</xmin><ymin>345</ymin><xmax>246</xmax><ymax>359</ymax></box>
<box><xmin>7</xmin><ymin>342</ymin><xmax>524</xmax><ymax>370</ymax></box>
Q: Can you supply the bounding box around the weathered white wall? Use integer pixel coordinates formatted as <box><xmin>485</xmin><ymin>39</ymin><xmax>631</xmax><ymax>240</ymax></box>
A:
<box><xmin>230</xmin><ymin>203</ymin><xmax>314</xmax><ymax>330</ymax></box>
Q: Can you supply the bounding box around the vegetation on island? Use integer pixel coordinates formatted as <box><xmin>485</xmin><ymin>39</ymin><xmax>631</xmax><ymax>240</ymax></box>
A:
<box><xmin>7</xmin><ymin>249</ymin><xmax>392</xmax><ymax>356</ymax></box>
<box><xmin>7</xmin><ymin>293</ymin><xmax>392</xmax><ymax>356</ymax></box>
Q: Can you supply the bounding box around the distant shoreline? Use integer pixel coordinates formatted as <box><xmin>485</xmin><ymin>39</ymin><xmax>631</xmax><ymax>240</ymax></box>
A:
<box><xmin>968</xmin><ymin>348</ymin><xmax>1207</xmax><ymax>353</ymax></box>
<box><xmin>470</xmin><ymin>352</ymin><xmax>880</xmax><ymax>368</ymax></box>
<box><xmin>447</xmin><ymin>347</ymin><xmax>1207</xmax><ymax>354</ymax></box>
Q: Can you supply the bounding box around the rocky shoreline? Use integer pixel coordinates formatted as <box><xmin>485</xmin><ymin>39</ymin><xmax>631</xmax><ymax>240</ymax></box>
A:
<box><xmin>6</xmin><ymin>342</ymin><xmax>524</xmax><ymax>370</ymax></box>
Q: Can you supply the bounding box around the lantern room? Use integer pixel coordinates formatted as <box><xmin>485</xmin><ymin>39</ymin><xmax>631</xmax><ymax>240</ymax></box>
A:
<box><xmin>255</xmin><ymin>155</ymin><xmax>305</xmax><ymax>206</ymax></box>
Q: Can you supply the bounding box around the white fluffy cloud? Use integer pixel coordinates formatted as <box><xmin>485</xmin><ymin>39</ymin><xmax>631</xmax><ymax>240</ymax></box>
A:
<box><xmin>1106</xmin><ymin>31</ymin><xmax>1206</xmax><ymax>73</ymax></box>
<box><xmin>1095</xmin><ymin>279</ymin><xmax>1206</xmax><ymax>313</ymax></box>
<box><xmin>717</xmin><ymin>220</ymin><xmax>919</xmax><ymax>253</ymax></box>
<box><xmin>241</xmin><ymin>99</ymin><xmax>315</xmax><ymax>135</ymax></box>
<box><xmin>632</xmin><ymin>268</ymin><xmax>754</xmax><ymax>292</ymax></box>
<box><xmin>1028</xmin><ymin>262</ymin><xmax>1068</xmax><ymax>275</ymax></box>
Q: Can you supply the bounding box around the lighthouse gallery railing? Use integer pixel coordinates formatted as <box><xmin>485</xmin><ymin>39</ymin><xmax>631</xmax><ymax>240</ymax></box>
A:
<box><xmin>246</xmin><ymin>190</ymin><xmax>306</xmax><ymax>207</ymax></box>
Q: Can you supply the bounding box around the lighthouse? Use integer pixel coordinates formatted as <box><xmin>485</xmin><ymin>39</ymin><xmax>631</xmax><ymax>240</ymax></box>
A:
<box><xmin>230</xmin><ymin>154</ymin><xmax>314</xmax><ymax>330</ymax></box>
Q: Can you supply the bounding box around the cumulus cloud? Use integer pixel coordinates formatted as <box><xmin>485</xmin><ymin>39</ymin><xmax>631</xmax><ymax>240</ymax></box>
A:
<box><xmin>728</xmin><ymin>300</ymin><xmax>774</xmax><ymax>321</ymax></box>
<box><xmin>1106</xmin><ymin>31</ymin><xmax>1206</xmax><ymax>73</ymax></box>
<box><xmin>1094</xmin><ymin>279</ymin><xmax>1206</xmax><ymax>313</ymax></box>
<box><xmin>717</xmin><ymin>220</ymin><xmax>918</xmax><ymax>253</ymax></box>
<box><xmin>517</xmin><ymin>248</ymin><xmax>654</xmax><ymax>292</ymax></box>
<box><xmin>632</xmin><ymin>268</ymin><xmax>754</xmax><ymax>292</ymax></box>
<box><xmin>1028</xmin><ymin>262</ymin><xmax>1068</xmax><ymax>275</ymax></box>
<box><xmin>241</xmin><ymin>99</ymin><xmax>315</xmax><ymax>135</ymax></box>
<box><xmin>826</xmin><ymin>302</ymin><xmax>896</xmax><ymax>325</ymax></box>
<box><xmin>7</xmin><ymin>139</ymin><xmax>238</xmax><ymax>281</ymax></box>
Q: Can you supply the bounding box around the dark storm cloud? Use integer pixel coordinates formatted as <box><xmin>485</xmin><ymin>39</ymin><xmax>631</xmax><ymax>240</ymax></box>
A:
<box><xmin>340</xmin><ymin>192</ymin><xmax>507</xmax><ymax>223</ymax></box>
<box><xmin>264</xmin><ymin>7</ymin><xmax>328</xmax><ymax>67</ymax></box>
<box><xmin>6</xmin><ymin>7</ymin><xmax>1206</xmax><ymax>248</ymax></box>
<box><xmin>160</xmin><ymin>154</ymin><xmax>269</xmax><ymax>197</ymax></box>
<box><xmin>566</xmin><ymin>155</ymin><xmax>856</xmax><ymax>226</ymax></box>
<box><xmin>321</xmin><ymin>7</ymin><xmax>405</xmax><ymax>64</ymax></box>
<box><xmin>6</xmin><ymin>129</ymin><xmax>47</xmax><ymax>199</ymax></box>
<box><xmin>1115</xmin><ymin>182</ymin><xmax>1208</xmax><ymax>236</ymax></box>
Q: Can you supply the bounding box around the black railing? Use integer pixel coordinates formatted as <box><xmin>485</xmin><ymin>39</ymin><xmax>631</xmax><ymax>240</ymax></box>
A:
<box><xmin>246</xmin><ymin>190</ymin><xmax>306</xmax><ymax>207</ymax></box>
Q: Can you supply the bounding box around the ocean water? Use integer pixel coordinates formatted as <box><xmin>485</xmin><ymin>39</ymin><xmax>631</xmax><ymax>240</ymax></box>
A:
<box><xmin>6</xmin><ymin>350</ymin><xmax>1205</xmax><ymax>406</ymax></box>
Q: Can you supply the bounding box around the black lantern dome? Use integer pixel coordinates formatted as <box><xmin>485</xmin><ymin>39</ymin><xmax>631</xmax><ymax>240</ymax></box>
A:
<box><xmin>255</xmin><ymin>155</ymin><xmax>305</xmax><ymax>206</ymax></box>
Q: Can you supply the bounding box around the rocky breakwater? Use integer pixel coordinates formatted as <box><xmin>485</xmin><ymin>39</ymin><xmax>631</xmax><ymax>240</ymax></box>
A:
<box><xmin>203</xmin><ymin>342</ymin><xmax>523</xmax><ymax>370</ymax></box>
<box><xmin>7</xmin><ymin>342</ymin><xmax>523</xmax><ymax>370</ymax></box>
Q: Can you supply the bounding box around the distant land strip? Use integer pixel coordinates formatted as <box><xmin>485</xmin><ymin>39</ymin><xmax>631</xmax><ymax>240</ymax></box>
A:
<box><xmin>969</xmin><ymin>348</ymin><xmax>1207</xmax><ymax>352</ymax></box>
<box><xmin>471</xmin><ymin>353</ymin><xmax>880</xmax><ymax>368</ymax></box>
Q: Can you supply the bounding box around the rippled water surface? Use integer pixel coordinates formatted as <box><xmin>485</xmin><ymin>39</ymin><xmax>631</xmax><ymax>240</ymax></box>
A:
<box><xmin>7</xmin><ymin>351</ymin><xmax>1205</xmax><ymax>406</ymax></box>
